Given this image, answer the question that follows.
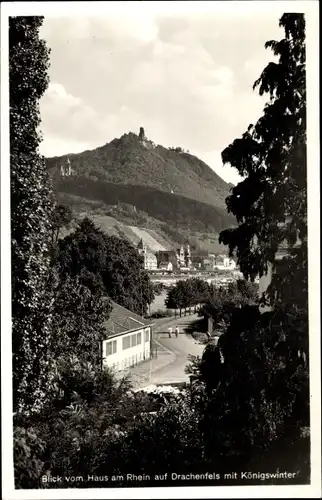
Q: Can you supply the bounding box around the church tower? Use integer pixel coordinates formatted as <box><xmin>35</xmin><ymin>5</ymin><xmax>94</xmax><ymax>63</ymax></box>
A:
<box><xmin>137</xmin><ymin>238</ymin><xmax>147</xmax><ymax>256</ymax></box>
<box><xmin>179</xmin><ymin>246</ymin><xmax>185</xmax><ymax>267</ymax></box>
<box><xmin>185</xmin><ymin>244</ymin><xmax>192</xmax><ymax>269</ymax></box>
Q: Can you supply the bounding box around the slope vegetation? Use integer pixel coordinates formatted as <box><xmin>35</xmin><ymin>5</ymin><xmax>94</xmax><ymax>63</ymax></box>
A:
<box><xmin>47</xmin><ymin>131</ymin><xmax>235</xmax><ymax>252</ymax></box>
<box><xmin>47</xmin><ymin>131</ymin><xmax>232</xmax><ymax>209</ymax></box>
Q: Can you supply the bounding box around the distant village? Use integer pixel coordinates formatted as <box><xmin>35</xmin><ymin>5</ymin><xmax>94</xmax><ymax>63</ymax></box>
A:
<box><xmin>137</xmin><ymin>239</ymin><xmax>238</xmax><ymax>275</ymax></box>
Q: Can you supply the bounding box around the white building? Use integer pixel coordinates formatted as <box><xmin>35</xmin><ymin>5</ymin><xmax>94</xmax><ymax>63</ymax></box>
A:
<box><xmin>102</xmin><ymin>301</ymin><xmax>154</xmax><ymax>372</ymax></box>
<box><xmin>224</xmin><ymin>257</ymin><xmax>236</xmax><ymax>270</ymax></box>
<box><xmin>137</xmin><ymin>239</ymin><xmax>158</xmax><ymax>270</ymax></box>
<box><xmin>214</xmin><ymin>254</ymin><xmax>236</xmax><ymax>271</ymax></box>
<box><xmin>158</xmin><ymin>261</ymin><xmax>173</xmax><ymax>272</ymax></box>
<box><xmin>145</xmin><ymin>253</ymin><xmax>158</xmax><ymax>270</ymax></box>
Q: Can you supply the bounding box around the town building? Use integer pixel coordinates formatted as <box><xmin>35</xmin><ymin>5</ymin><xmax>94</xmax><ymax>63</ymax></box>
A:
<box><xmin>202</xmin><ymin>258</ymin><xmax>216</xmax><ymax>271</ymax></box>
<box><xmin>137</xmin><ymin>239</ymin><xmax>158</xmax><ymax>270</ymax></box>
<box><xmin>102</xmin><ymin>300</ymin><xmax>154</xmax><ymax>372</ymax></box>
<box><xmin>156</xmin><ymin>250</ymin><xmax>178</xmax><ymax>271</ymax></box>
<box><xmin>176</xmin><ymin>245</ymin><xmax>185</xmax><ymax>267</ymax></box>
<box><xmin>176</xmin><ymin>244</ymin><xmax>192</xmax><ymax>269</ymax></box>
<box><xmin>158</xmin><ymin>261</ymin><xmax>173</xmax><ymax>272</ymax></box>
<box><xmin>214</xmin><ymin>254</ymin><xmax>236</xmax><ymax>271</ymax></box>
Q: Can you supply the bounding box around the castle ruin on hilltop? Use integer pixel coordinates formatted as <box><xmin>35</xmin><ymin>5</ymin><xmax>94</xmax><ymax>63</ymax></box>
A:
<box><xmin>138</xmin><ymin>127</ymin><xmax>156</xmax><ymax>149</ymax></box>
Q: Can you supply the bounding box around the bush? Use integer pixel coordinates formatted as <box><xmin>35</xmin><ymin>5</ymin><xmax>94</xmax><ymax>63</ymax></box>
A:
<box><xmin>150</xmin><ymin>309</ymin><xmax>174</xmax><ymax>319</ymax></box>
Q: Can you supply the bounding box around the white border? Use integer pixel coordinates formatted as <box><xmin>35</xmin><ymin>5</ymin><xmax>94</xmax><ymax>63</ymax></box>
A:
<box><xmin>1</xmin><ymin>2</ymin><xmax>320</xmax><ymax>499</ymax></box>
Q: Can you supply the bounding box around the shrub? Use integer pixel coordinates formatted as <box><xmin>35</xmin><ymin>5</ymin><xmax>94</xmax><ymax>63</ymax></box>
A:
<box><xmin>150</xmin><ymin>309</ymin><xmax>174</xmax><ymax>319</ymax></box>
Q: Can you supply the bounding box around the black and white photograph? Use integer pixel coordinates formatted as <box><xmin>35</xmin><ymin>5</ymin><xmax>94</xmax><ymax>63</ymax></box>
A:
<box><xmin>1</xmin><ymin>1</ymin><xmax>320</xmax><ymax>498</ymax></box>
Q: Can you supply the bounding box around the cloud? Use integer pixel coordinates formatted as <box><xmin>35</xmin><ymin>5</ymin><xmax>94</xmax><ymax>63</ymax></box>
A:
<box><xmin>212</xmin><ymin>66</ymin><xmax>234</xmax><ymax>86</ymax></box>
<box><xmin>40</xmin><ymin>82</ymin><xmax>102</xmax><ymax>145</ymax></box>
<box><xmin>39</xmin><ymin>10</ymin><xmax>284</xmax><ymax>181</ymax></box>
<box><xmin>39</xmin><ymin>135</ymin><xmax>91</xmax><ymax>158</ymax></box>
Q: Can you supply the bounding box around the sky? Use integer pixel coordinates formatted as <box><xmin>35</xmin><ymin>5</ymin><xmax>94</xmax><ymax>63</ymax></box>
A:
<box><xmin>39</xmin><ymin>3</ymin><xmax>284</xmax><ymax>185</ymax></box>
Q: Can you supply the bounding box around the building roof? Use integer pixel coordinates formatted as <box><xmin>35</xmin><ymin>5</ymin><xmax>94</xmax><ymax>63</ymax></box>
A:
<box><xmin>103</xmin><ymin>300</ymin><xmax>153</xmax><ymax>338</ymax></box>
<box><xmin>137</xmin><ymin>238</ymin><xmax>144</xmax><ymax>249</ymax></box>
<box><xmin>157</xmin><ymin>250</ymin><xmax>176</xmax><ymax>255</ymax></box>
<box><xmin>146</xmin><ymin>252</ymin><xmax>157</xmax><ymax>259</ymax></box>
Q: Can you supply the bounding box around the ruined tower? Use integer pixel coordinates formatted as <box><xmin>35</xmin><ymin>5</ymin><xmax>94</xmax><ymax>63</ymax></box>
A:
<box><xmin>139</xmin><ymin>127</ymin><xmax>145</xmax><ymax>140</ymax></box>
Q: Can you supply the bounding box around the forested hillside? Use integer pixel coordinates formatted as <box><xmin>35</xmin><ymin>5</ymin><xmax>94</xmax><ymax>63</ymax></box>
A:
<box><xmin>47</xmin><ymin>130</ymin><xmax>232</xmax><ymax>209</ymax></box>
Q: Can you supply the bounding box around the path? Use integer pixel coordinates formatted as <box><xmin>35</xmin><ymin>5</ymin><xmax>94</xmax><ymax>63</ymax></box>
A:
<box><xmin>120</xmin><ymin>314</ymin><xmax>205</xmax><ymax>390</ymax></box>
<box><xmin>150</xmin><ymin>314</ymin><xmax>205</xmax><ymax>385</ymax></box>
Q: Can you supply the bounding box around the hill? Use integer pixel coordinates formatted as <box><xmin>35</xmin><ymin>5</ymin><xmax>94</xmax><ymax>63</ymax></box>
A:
<box><xmin>54</xmin><ymin>177</ymin><xmax>233</xmax><ymax>233</ymax></box>
<box><xmin>47</xmin><ymin>129</ymin><xmax>232</xmax><ymax>208</ymax></box>
<box><xmin>61</xmin><ymin>205</ymin><xmax>225</xmax><ymax>256</ymax></box>
<box><xmin>46</xmin><ymin>129</ymin><xmax>235</xmax><ymax>252</ymax></box>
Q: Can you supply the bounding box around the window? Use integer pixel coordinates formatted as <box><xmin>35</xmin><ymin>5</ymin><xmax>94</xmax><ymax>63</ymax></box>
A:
<box><xmin>123</xmin><ymin>331</ymin><xmax>143</xmax><ymax>350</ymax></box>
<box><xmin>122</xmin><ymin>336</ymin><xmax>131</xmax><ymax>350</ymax></box>
<box><xmin>131</xmin><ymin>334</ymin><xmax>137</xmax><ymax>348</ymax></box>
<box><xmin>145</xmin><ymin>328</ymin><xmax>150</xmax><ymax>343</ymax></box>
<box><xmin>106</xmin><ymin>340</ymin><xmax>117</xmax><ymax>356</ymax></box>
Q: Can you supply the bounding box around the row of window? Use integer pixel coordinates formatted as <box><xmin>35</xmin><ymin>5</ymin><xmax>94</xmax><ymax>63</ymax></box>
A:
<box><xmin>123</xmin><ymin>331</ymin><xmax>142</xmax><ymax>350</ymax></box>
<box><xmin>106</xmin><ymin>328</ymin><xmax>150</xmax><ymax>356</ymax></box>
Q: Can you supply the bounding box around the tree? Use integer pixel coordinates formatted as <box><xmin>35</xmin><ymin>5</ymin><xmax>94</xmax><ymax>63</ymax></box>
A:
<box><xmin>55</xmin><ymin>217</ymin><xmax>155</xmax><ymax>316</ymax></box>
<box><xmin>140</xmin><ymin>271</ymin><xmax>155</xmax><ymax>317</ymax></box>
<box><xmin>165</xmin><ymin>280</ymin><xmax>188</xmax><ymax>317</ymax></box>
<box><xmin>165</xmin><ymin>285</ymin><xmax>179</xmax><ymax>317</ymax></box>
<box><xmin>50</xmin><ymin>203</ymin><xmax>73</xmax><ymax>246</ymax></box>
<box><xmin>10</xmin><ymin>16</ymin><xmax>54</xmax><ymax>414</ymax></box>
<box><xmin>54</xmin><ymin>217</ymin><xmax>107</xmax><ymax>276</ymax></box>
<box><xmin>165</xmin><ymin>278</ymin><xmax>210</xmax><ymax>318</ymax></box>
<box><xmin>199</xmin><ymin>306</ymin><xmax>309</xmax><ymax>476</ymax></box>
<box><xmin>189</xmin><ymin>277</ymin><xmax>211</xmax><ymax>311</ymax></box>
<box><xmin>153</xmin><ymin>282</ymin><xmax>164</xmax><ymax>296</ymax></box>
<box><xmin>50</xmin><ymin>273</ymin><xmax>111</xmax><ymax>364</ymax></box>
<box><xmin>220</xmin><ymin>14</ymin><xmax>307</xmax><ymax>315</ymax></box>
<box><xmin>200</xmin><ymin>14</ymin><xmax>309</xmax><ymax>473</ymax></box>
<box><xmin>200</xmin><ymin>279</ymin><xmax>259</xmax><ymax>330</ymax></box>
<box><xmin>101</xmin><ymin>232</ymin><xmax>154</xmax><ymax>316</ymax></box>
<box><xmin>218</xmin><ymin>11</ymin><xmax>308</xmax><ymax>414</ymax></box>
<box><xmin>94</xmin><ymin>396</ymin><xmax>205</xmax><ymax>484</ymax></box>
